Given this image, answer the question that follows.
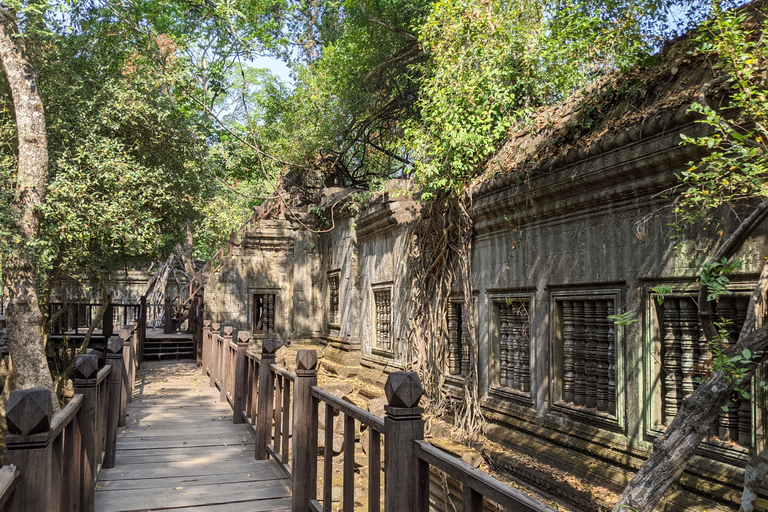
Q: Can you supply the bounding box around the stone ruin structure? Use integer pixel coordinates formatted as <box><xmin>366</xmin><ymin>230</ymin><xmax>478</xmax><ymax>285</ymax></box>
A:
<box><xmin>205</xmin><ymin>12</ymin><xmax>768</xmax><ymax>511</ymax></box>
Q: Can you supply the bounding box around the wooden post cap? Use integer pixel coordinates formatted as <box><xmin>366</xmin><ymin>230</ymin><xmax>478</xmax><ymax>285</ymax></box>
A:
<box><xmin>385</xmin><ymin>372</ymin><xmax>424</xmax><ymax>408</ymax></box>
<box><xmin>261</xmin><ymin>339</ymin><xmax>277</xmax><ymax>355</ymax></box>
<box><xmin>204</xmin><ymin>319</ymin><xmax>211</xmax><ymax>328</ymax></box>
<box><xmin>6</xmin><ymin>389</ymin><xmax>53</xmax><ymax>435</ymax></box>
<box><xmin>237</xmin><ymin>331</ymin><xmax>251</xmax><ymax>343</ymax></box>
<box><xmin>119</xmin><ymin>329</ymin><xmax>132</xmax><ymax>341</ymax></box>
<box><xmin>296</xmin><ymin>350</ymin><xmax>317</xmax><ymax>371</ymax></box>
<box><xmin>76</xmin><ymin>354</ymin><xmax>99</xmax><ymax>379</ymax></box>
<box><xmin>211</xmin><ymin>322</ymin><xmax>221</xmax><ymax>332</ymax></box>
<box><xmin>107</xmin><ymin>336</ymin><xmax>123</xmax><ymax>354</ymax></box>
<box><xmin>223</xmin><ymin>326</ymin><xmax>234</xmax><ymax>337</ymax></box>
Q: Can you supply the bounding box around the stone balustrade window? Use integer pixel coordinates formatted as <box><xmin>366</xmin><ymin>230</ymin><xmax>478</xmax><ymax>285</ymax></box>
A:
<box><xmin>253</xmin><ymin>293</ymin><xmax>275</xmax><ymax>334</ymax></box>
<box><xmin>496</xmin><ymin>299</ymin><xmax>531</xmax><ymax>393</ymax></box>
<box><xmin>556</xmin><ymin>297</ymin><xmax>617</xmax><ymax>417</ymax></box>
<box><xmin>374</xmin><ymin>288</ymin><xmax>392</xmax><ymax>352</ymax></box>
<box><xmin>448</xmin><ymin>302</ymin><xmax>470</xmax><ymax>377</ymax></box>
<box><xmin>328</xmin><ymin>273</ymin><xmax>340</xmax><ymax>327</ymax></box>
<box><xmin>656</xmin><ymin>295</ymin><xmax>753</xmax><ymax>448</ymax></box>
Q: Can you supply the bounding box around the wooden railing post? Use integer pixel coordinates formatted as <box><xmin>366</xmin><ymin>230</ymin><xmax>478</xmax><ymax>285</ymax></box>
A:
<box><xmin>138</xmin><ymin>295</ymin><xmax>147</xmax><ymax>362</ymax></box>
<box><xmin>220</xmin><ymin>326</ymin><xmax>233</xmax><ymax>402</ymax></box>
<box><xmin>194</xmin><ymin>295</ymin><xmax>203</xmax><ymax>366</ymax></box>
<box><xmin>233</xmin><ymin>331</ymin><xmax>250</xmax><ymax>424</ymax></box>
<box><xmin>292</xmin><ymin>349</ymin><xmax>318</xmax><ymax>512</ymax></box>
<box><xmin>120</xmin><ymin>330</ymin><xmax>132</xmax><ymax>426</ymax></box>
<box><xmin>384</xmin><ymin>371</ymin><xmax>428</xmax><ymax>512</ymax></box>
<box><xmin>255</xmin><ymin>339</ymin><xmax>276</xmax><ymax>460</ymax></box>
<box><xmin>202</xmin><ymin>320</ymin><xmax>211</xmax><ymax>377</ymax></box>
<box><xmin>210</xmin><ymin>323</ymin><xmax>220</xmax><ymax>387</ymax></box>
<box><xmin>74</xmin><ymin>354</ymin><xmax>100</xmax><ymax>512</ymax></box>
<box><xmin>103</xmin><ymin>296</ymin><xmax>114</xmax><ymax>339</ymax></box>
<box><xmin>104</xmin><ymin>336</ymin><xmax>124</xmax><ymax>469</ymax></box>
<box><xmin>163</xmin><ymin>297</ymin><xmax>173</xmax><ymax>334</ymax></box>
<box><xmin>4</xmin><ymin>389</ymin><xmax>54</xmax><ymax>511</ymax></box>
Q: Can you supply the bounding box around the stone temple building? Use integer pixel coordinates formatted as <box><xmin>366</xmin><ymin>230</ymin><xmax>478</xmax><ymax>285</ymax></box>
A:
<box><xmin>204</xmin><ymin>9</ymin><xmax>768</xmax><ymax>511</ymax></box>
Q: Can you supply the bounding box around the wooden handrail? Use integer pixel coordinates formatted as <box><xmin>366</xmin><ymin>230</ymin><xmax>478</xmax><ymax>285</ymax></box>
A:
<box><xmin>200</xmin><ymin>317</ymin><xmax>555</xmax><ymax>512</ymax></box>
<box><xmin>310</xmin><ymin>386</ymin><xmax>385</xmax><ymax>431</ymax></box>
<box><xmin>0</xmin><ymin>466</ymin><xmax>19</xmax><ymax>510</ymax></box>
<box><xmin>2</xmin><ymin>321</ymin><xmax>139</xmax><ymax>512</ymax></box>
<box><xmin>49</xmin><ymin>394</ymin><xmax>84</xmax><ymax>441</ymax></box>
<box><xmin>414</xmin><ymin>440</ymin><xmax>554</xmax><ymax>512</ymax></box>
<box><xmin>269</xmin><ymin>363</ymin><xmax>295</xmax><ymax>382</ymax></box>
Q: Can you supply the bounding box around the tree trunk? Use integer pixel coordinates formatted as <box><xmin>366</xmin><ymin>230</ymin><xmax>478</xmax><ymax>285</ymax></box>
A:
<box><xmin>613</xmin><ymin>263</ymin><xmax>768</xmax><ymax>512</ymax></box>
<box><xmin>0</xmin><ymin>8</ymin><xmax>57</xmax><ymax>409</ymax></box>
<box><xmin>740</xmin><ymin>447</ymin><xmax>768</xmax><ymax>512</ymax></box>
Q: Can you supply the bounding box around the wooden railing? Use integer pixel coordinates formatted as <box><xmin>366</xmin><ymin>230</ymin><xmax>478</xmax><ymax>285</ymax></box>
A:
<box><xmin>0</xmin><ymin>322</ymin><xmax>141</xmax><ymax>511</ymax></box>
<box><xmin>48</xmin><ymin>299</ymin><xmax>146</xmax><ymax>361</ymax></box>
<box><xmin>202</xmin><ymin>319</ymin><xmax>556</xmax><ymax>512</ymax></box>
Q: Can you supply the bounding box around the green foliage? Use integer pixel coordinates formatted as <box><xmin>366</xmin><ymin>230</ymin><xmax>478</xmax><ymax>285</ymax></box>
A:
<box><xmin>406</xmin><ymin>0</ymin><xmax>711</xmax><ymax>199</ymax></box>
<box><xmin>698</xmin><ymin>257</ymin><xmax>742</xmax><ymax>301</ymax></box>
<box><xmin>404</xmin><ymin>0</ymin><xmax>537</xmax><ymax>198</ymax></box>
<box><xmin>650</xmin><ymin>285</ymin><xmax>674</xmax><ymax>305</ymax></box>
<box><xmin>609</xmin><ymin>310</ymin><xmax>639</xmax><ymax>326</ymax></box>
<box><xmin>679</xmin><ymin>6</ymin><xmax>768</xmax><ymax>213</ymax></box>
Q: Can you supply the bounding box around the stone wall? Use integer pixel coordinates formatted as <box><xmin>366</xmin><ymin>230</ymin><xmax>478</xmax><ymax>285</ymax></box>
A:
<box><xmin>204</xmin><ymin>107</ymin><xmax>768</xmax><ymax>512</ymax></box>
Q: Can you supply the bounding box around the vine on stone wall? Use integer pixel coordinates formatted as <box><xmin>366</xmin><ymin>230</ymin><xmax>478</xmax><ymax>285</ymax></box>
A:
<box><xmin>405</xmin><ymin>194</ymin><xmax>485</xmax><ymax>443</ymax></box>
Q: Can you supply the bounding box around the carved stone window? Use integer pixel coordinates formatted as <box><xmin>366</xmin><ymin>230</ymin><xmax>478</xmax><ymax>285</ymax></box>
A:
<box><xmin>448</xmin><ymin>302</ymin><xmax>470</xmax><ymax>377</ymax></box>
<box><xmin>552</xmin><ymin>291</ymin><xmax>620</xmax><ymax>425</ymax></box>
<box><xmin>253</xmin><ymin>294</ymin><xmax>275</xmax><ymax>334</ymax></box>
<box><xmin>496</xmin><ymin>299</ymin><xmax>531</xmax><ymax>393</ymax></box>
<box><xmin>560</xmin><ymin>298</ymin><xmax>615</xmax><ymax>414</ymax></box>
<box><xmin>328</xmin><ymin>272</ymin><xmax>340</xmax><ymax>327</ymax></box>
<box><xmin>655</xmin><ymin>295</ymin><xmax>754</xmax><ymax>448</ymax></box>
<box><xmin>373</xmin><ymin>288</ymin><xmax>392</xmax><ymax>352</ymax></box>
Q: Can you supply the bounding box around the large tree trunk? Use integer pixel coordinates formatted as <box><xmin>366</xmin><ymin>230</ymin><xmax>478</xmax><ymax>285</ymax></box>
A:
<box><xmin>0</xmin><ymin>8</ymin><xmax>57</xmax><ymax>408</ymax></box>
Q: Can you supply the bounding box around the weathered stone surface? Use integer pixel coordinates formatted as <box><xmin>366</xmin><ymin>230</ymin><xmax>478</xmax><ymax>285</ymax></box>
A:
<box><xmin>429</xmin><ymin>437</ymin><xmax>483</xmax><ymax>468</ymax></box>
<box><xmin>7</xmin><ymin>389</ymin><xmax>52</xmax><ymax>435</ymax></box>
<box><xmin>384</xmin><ymin>371</ymin><xmax>423</xmax><ymax>408</ymax></box>
<box><xmin>76</xmin><ymin>354</ymin><xmax>99</xmax><ymax>379</ymax></box>
<box><xmin>366</xmin><ymin>397</ymin><xmax>387</xmax><ymax>418</ymax></box>
<box><xmin>237</xmin><ymin>330</ymin><xmax>251</xmax><ymax>343</ymax></box>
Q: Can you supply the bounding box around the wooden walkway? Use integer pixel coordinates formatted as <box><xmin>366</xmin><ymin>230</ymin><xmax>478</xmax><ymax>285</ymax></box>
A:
<box><xmin>95</xmin><ymin>361</ymin><xmax>292</xmax><ymax>512</ymax></box>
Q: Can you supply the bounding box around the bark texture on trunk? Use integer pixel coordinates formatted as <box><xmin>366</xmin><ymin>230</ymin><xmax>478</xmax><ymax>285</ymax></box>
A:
<box><xmin>0</xmin><ymin>8</ymin><xmax>56</xmax><ymax>407</ymax></box>
<box><xmin>740</xmin><ymin>447</ymin><xmax>768</xmax><ymax>512</ymax></box>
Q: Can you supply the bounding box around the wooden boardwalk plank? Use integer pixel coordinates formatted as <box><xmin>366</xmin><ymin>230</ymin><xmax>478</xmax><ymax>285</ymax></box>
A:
<box><xmin>95</xmin><ymin>360</ymin><xmax>291</xmax><ymax>512</ymax></box>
